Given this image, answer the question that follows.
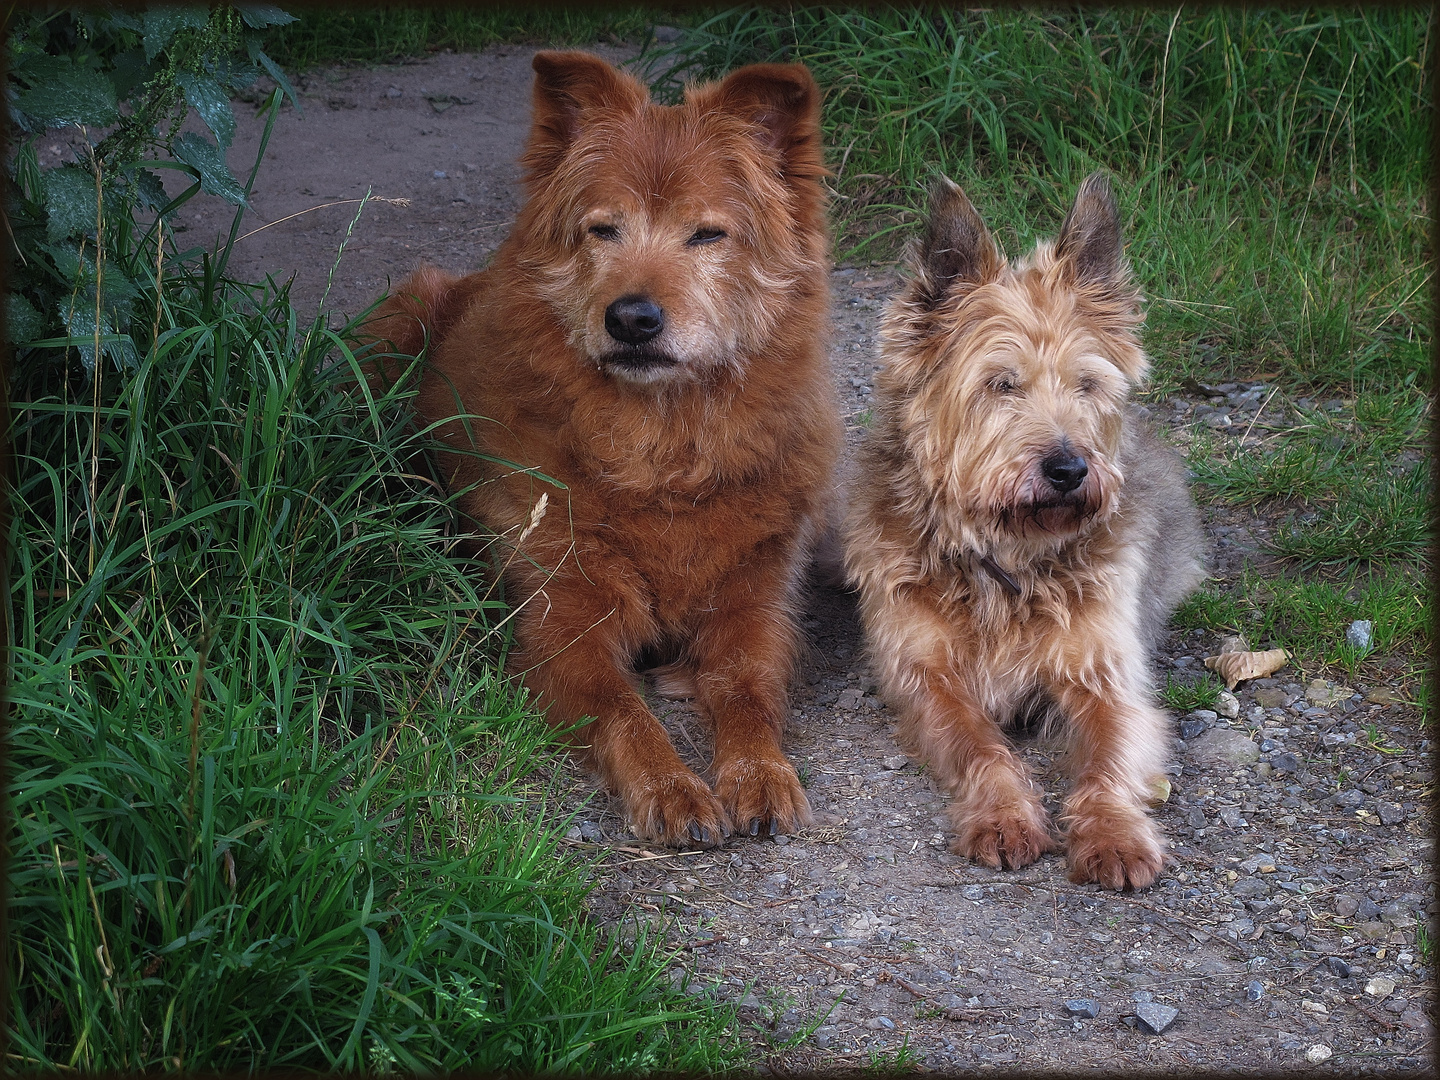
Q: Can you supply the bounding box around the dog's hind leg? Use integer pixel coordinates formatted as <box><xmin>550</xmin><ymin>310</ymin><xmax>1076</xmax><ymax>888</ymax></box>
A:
<box><xmin>1054</xmin><ymin>677</ymin><xmax>1167</xmax><ymax>890</ymax></box>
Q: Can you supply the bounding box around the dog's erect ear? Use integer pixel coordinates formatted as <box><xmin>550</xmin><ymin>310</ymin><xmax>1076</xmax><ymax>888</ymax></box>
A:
<box><xmin>914</xmin><ymin>176</ymin><xmax>1002</xmax><ymax>307</ymax></box>
<box><xmin>711</xmin><ymin>64</ymin><xmax>825</xmax><ymax>180</ymax></box>
<box><xmin>1055</xmin><ymin>173</ymin><xmax>1127</xmax><ymax>286</ymax></box>
<box><xmin>523</xmin><ymin>51</ymin><xmax>648</xmax><ymax>178</ymax></box>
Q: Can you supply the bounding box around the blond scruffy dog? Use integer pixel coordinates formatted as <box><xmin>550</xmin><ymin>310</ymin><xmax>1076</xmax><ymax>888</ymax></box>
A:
<box><xmin>844</xmin><ymin>174</ymin><xmax>1205</xmax><ymax>890</ymax></box>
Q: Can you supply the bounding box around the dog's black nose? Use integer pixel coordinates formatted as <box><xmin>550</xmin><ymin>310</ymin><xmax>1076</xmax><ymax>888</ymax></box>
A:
<box><xmin>1042</xmin><ymin>450</ymin><xmax>1088</xmax><ymax>493</ymax></box>
<box><xmin>605</xmin><ymin>296</ymin><xmax>665</xmax><ymax>345</ymax></box>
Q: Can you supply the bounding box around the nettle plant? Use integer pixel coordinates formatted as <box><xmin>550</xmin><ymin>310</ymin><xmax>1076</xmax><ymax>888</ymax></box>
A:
<box><xmin>4</xmin><ymin>3</ymin><xmax>297</xmax><ymax>376</ymax></box>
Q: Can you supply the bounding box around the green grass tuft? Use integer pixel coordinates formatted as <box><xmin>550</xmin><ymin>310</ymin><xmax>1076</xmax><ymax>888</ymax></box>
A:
<box><xmin>8</xmin><ymin>256</ymin><xmax>742</xmax><ymax>1072</ymax></box>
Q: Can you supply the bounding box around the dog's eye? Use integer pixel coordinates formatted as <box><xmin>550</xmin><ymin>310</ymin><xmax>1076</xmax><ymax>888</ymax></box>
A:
<box><xmin>989</xmin><ymin>374</ymin><xmax>1018</xmax><ymax>394</ymax></box>
<box><xmin>588</xmin><ymin>224</ymin><xmax>620</xmax><ymax>241</ymax></box>
<box><xmin>687</xmin><ymin>228</ymin><xmax>727</xmax><ymax>246</ymax></box>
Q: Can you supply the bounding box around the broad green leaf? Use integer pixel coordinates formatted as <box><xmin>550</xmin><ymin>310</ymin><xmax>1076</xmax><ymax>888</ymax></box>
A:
<box><xmin>178</xmin><ymin>73</ymin><xmax>237</xmax><ymax>150</ymax></box>
<box><xmin>247</xmin><ymin>40</ymin><xmax>302</xmax><ymax>112</ymax></box>
<box><xmin>13</xmin><ymin>56</ymin><xmax>120</xmax><ymax>129</ymax></box>
<box><xmin>6</xmin><ymin>294</ymin><xmax>49</xmax><ymax>345</ymax></box>
<box><xmin>43</xmin><ymin>166</ymin><xmax>99</xmax><ymax>243</ymax></box>
<box><xmin>108</xmin><ymin>47</ymin><xmax>155</xmax><ymax>99</ymax></box>
<box><xmin>236</xmin><ymin>4</ymin><xmax>297</xmax><ymax>30</ymax></box>
<box><xmin>132</xmin><ymin>169</ymin><xmax>170</xmax><ymax>213</ymax></box>
<box><xmin>58</xmin><ymin>303</ymin><xmax>138</xmax><ymax>372</ymax></box>
<box><xmin>173</xmin><ymin>132</ymin><xmax>249</xmax><ymax>207</ymax></box>
<box><xmin>142</xmin><ymin>6</ymin><xmax>209</xmax><ymax>63</ymax></box>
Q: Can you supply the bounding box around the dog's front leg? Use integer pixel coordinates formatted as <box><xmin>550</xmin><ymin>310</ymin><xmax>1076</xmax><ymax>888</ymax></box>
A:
<box><xmin>688</xmin><ymin>557</ymin><xmax>811</xmax><ymax>838</ymax></box>
<box><xmin>513</xmin><ymin>579</ymin><xmax>728</xmax><ymax>847</ymax></box>
<box><xmin>1054</xmin><ymin>679</ymin><xmax>1167</xmax><ymax>890</ymax></box>
<box><xmin>899</xmin><ymin>669</ymin><xmax>1057</xmax><ymax>871</ymax></box>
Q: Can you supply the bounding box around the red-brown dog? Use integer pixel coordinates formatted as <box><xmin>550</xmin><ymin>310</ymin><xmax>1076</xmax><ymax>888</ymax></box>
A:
<box><xmin>362</xmin><ymin>52</ymin><xmax>839</xmax><ymax>846</ymax></box>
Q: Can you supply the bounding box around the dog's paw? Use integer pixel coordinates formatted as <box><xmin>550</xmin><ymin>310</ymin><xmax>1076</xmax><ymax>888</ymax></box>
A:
<box><xmin>624</xmin><ymin>767</ymin><xmax>730</xmax><ymax>848</ymax></box>
<box><xmin>950</xmin><ymin>798</ymin><xmax>1056</xmax><ymax>870</ymax></box>
<box><xmin>1065</xmin><ymin>809</ymin><xmax>1164</xmax><ymax>890</ymax></box>
<box><xmin>714</xmin><ymin>754</ymin><xmax>812</xmax><ymax>838</ymax></box>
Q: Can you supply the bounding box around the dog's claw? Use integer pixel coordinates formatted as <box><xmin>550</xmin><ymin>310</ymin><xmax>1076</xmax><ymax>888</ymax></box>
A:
<box><xmin>749</xmin><ymin>819</ymin><xmax>760</xmax><ymax>837</ymax></box>
<box><xmin>687</xmin><ymin>823</ymin><xmax>704</xmax><ymax>845</ymax></box>
<box><xmin>767</xmin><ymin>818</ymin><xmax>779</xmax><ymax>837</ymax></box>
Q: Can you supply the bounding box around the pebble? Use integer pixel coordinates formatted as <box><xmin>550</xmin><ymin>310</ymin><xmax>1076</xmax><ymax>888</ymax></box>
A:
<box><xmin>1254</xmin><ymin>687</ymin><xmax>1291</xmax><ymax>709</ymax></box>
<box><xmin>1365</xmin><ymin>976</ymin><xmax>1396</xmax><ymax>1000</ymax></box>
<box><xmin>1269</xmin><ymin>751</ymin><xmax>1300</xmax><ymax>774</ymax></box>
<box><xmin>962</xmin><ymin>885</ymin><xmax>985</xmax><ymax>901</ymax></box>
<box><xmin>1345</xmin><ymin>620</ymin><xmax>1373</xmax><ymax>650</ymax></box>
<box><xmin>1179</xmin><ymin>717</ymin><xmax>1209</xmax><ymax>741</ymax></box>
<box><xmin>865</xmin><ymin>1016</ymin><xmax>896</xmax><ymax>1030</ymax></box>
<box><xmin>1305</xmin><ymin>679</ymin><xmax>1354</xmax><ymax>707</ymax></box>
<box><xmin>1218</xmin><ymin>805</ymin><xmax>1247</xmax><ymax>828</ymax></box>
<box><xmin>1305</xmin><ymin>1044</ymin><xmax>1333</xmax><ymax>1063</ymax></box>
<box><xmin>1188</xmin><ymin>727</ymin><xmax>1260</xmax><ymax>765</ymax></box>
<box><xmin>1325</xmin><ymin>957</ymin><xmax>1352</xmax><ymax>978</ymax></box>
<box><xmin>1065</xmin><ymin>998</ymin><xmax>1100</xmax><ymax>1018</ymax></box>
<box><xmin>1134</xmin><ymin>1001</ymin><xmax>1179</xmax><ymax>1034</ymax></box>
<box><xmin>384</xmin><ymin>86</ymin><xmax>402</xmax><ymax>98</ymax></box>
<box><xmin>578</xmin><ymin>820</ymin><xmax>603</xmax><ymax>842</ymax></box>
<box><xmin>1190</xmin><ymin>708</ymin><xmax>1219</xmax><ymax>724</ymax></box>
<box><xmin>1216</xmin><ymin>691</ymin><xmax>1241</xmax><ymax>719</ymax></box>
<box><xmin>432</xmin><ymin>170</ymin><xmax>447</xmax><ymax>179</ymax></box>
<box><xmin>1376</xmin><ymin>801</ymin><xmax>1405</xmax><ymax>825</ymax></box>
<box><xmin>881</xmin><ymin>754</ymin><xmax>909</xmax><ymax>771</ymax></box>
<box><xmin>1245</xmin><ymin>980</ymin><xmax>1264</xmax><ymax>1001</ymax></box>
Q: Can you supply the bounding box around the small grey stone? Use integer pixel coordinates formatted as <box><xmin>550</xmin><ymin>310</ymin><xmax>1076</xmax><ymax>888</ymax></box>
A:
<box><xmin>652</xmin><ymin>24</ymin><xmax>683</xmax><ymax>42</ymax></box>
<box><xmin>578</xmin><ymin>820</ymin><xmax>603</xmax><ymax>842</ymax></box>
<box><xmin>881</xmin><ymin>754</ymin><xmax>909</xmax><ymax>771</ymax></box>
<box><xmin>962</xmin><ymin>885</ymin><xmax>985</xmax><ymax>901</ymax></box>
<box><xmin>1376</xmin><ymin>801</ymin><xmax>1404</xmax><ymax>825</ymax></box>
<box><xmin>384</xmin><ymin>86</ymin><xmax>402</xmax><ymax>98</ymax></box>
<box><xmin>1065</xmin><ymin>998</ymin><xmax>1100</xmax><ymax>1018</ymax></box>
<box><xmin>1332</xmin><ymin>789</ymin><xmax>1364</xmax><ymax>809</ymax></box>
<box><xmin>1254</xmin><ymin>687</ymin><xmax>1291</xmax><ymax>709</ymax></box>
<box><xmin>1190</xmin><ymin>709</ymin><xmax>1219</xmax><ymax>723</ymax></box>
<box><xmin>1188</xmin><ymin>727</ymin><xmax>1260</xmax><ymax>766</ymax></box>
<box><xmin>1186</xmin><ymin>807</ymin><xmax>1208</xmax><ymax>829</ymax></box>
<box><xmin>1325</xmin><ymin>957</ymin><xmax>1351</xmax><ymax>978</ymax></box>
<box><xmin>1216</xmin><ymin>691</ymin><xmax>1241</xmax><ymax>719</ymax></box>
<box><xmin>1179</xmin><ymin>718</ymin><xmax>1209</xmax><ymax>741</ymax></box>
<box><xmin>1218</xmin><ymin>805</ymin><xmax>1247</xmax><ymax>828</ymax></box>
<box><xmin>1134</xmin><ymin>1001</ymin><xmax>1179</xmax><ymax>1034</ymax></box>
<box><xmin>836</xmin><ymin>688</ymin><xmax>864</xmax><ymax>710</ymax></box>
<box><xmin>432</xmin><ymin>170</ymin><xmax>447</xmax><ymax>179</ymax></box>
<box><xmin>1345</xmin><ymin>620</ymin><xmax>1373</xmax><ymax>650</ymax></box>
<box><xmin>1333</xmin><ymin>895</ymin><xmax>1360</xmax><ymax>918</ymax></box>
<box><xmin>1232</xmin><ymin>877</ymin><xmax>1269</xmax><ymax>899</ymax></box>
<box><xmin>864</xmin><ymin>1016</ymin><xmax>896</xmax><ymax>1030</ymax></box>
<box><xmin>1269</xmin><ymin>751</ymin><xmax>1300</xmax><ymax>774</ymax></box>
<box><xmin>1246</xmin><ymin>980</ymin><xmax>1264</xmax><ymax>1001</ymax></box>
<box><xmin>565</xmin><ymin>824</ymin><xmax>583</xmax><ymax>841</ymax></box>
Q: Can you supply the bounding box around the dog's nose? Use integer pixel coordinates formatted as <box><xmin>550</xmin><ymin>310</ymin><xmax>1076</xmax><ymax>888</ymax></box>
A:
<box><xmin>1042</xmin><ymin>450</ymin><xmax>1088</xmax><ymax>493</ymax></box>
<box><xmin>605</xmin><ymin>296</ymin><xmax>665</xmax><ymax>345</ymax></box>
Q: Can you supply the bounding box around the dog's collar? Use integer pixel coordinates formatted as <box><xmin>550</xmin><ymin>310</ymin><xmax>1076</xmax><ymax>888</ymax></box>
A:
<box><xmin>978</xmin><ymin>554</ymin><xmax>1022</xmax><ymax>597</ymax></box>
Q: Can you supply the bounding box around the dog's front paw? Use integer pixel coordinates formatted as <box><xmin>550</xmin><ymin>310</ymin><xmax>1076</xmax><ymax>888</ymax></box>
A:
<box><xmin>1065</xmin><ymin>807</ymin><xmax>1164</xmax><ymax>890</ymax></box>
<box><xmin>950</xmin><ymin>796</ymin><xmax>1056</xmax><ymax>870</ymax></box>
<box><xmin>714</xmin><ymin>753</ymin><xmax>812</xmax><ymax>838</ymax></box>
<box><xmin>624</xmin><ymin>767</ymin><xmax>729</xmax><ymax>848</ymax></box>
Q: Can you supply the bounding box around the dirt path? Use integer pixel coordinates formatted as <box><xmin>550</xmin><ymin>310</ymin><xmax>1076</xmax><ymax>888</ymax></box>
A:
<box><xmin>165</xmin><ymin>45</ymin><xmax>1433</xmax><ymax>1074</ymax></box>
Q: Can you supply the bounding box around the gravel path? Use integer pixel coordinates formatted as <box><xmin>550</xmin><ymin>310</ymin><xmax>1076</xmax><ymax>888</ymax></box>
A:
<box><xmin>153</xmin><ymin>44</ymin><xmax>1434</xmax><ymax>1073</ymax></box>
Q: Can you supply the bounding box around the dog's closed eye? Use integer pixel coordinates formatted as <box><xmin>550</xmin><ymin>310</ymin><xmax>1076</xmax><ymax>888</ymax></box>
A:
<box><xmin>687</xmin><ymin>227</ymin><xmax>727</xmax><ymax>246</ymax></box>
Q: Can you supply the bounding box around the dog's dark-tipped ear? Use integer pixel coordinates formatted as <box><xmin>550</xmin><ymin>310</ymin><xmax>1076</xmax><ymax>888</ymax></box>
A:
<box><xmin>523</xmin><ymin>51</ymin><xmax>648</xmax><ymax>178</ymax></box>
<box><xmin>914</xmin><ymin>176</ymin><xmax>1001</xmax><ymax>306</ymax></box>
<box><xmin>1055</xmin><ymin>173</ymin><xmax>1127</xmax><ymax>286</ymax></box>
<box><xmin>712</xmin><ymin>63</ymin><xmax>825</xmax><ymax>180</ymax></box>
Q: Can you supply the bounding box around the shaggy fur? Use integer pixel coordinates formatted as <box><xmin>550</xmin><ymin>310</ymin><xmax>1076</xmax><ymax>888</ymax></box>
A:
<box><xmin>844</xmin><ymin>174</ymin><xmax>1205</xmax><ymax>890</ymax></box>
<box><xmin>361</xmin><ymin>52</ymin><xmax>840</xmax><ymax>846</ymax></box>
